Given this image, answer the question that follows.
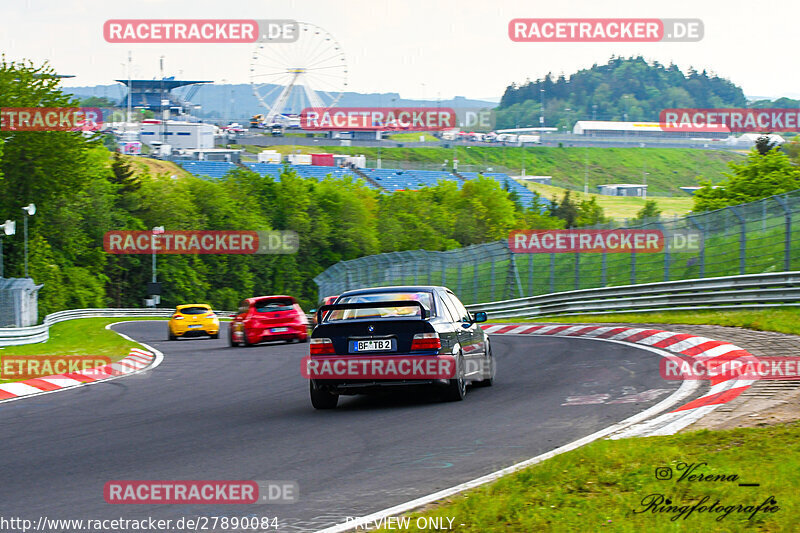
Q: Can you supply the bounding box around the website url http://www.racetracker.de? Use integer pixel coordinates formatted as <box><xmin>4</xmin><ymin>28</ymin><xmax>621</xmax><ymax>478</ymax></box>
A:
<box><xmin>0</xmin><ymin>515</ymin><xmax>281</xmax><ymax>532</ymax></box>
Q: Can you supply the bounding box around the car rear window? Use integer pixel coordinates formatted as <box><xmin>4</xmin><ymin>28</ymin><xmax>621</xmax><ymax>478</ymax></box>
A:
<box><xmin>255</xmin><ymin>299</ymin><xmax>295</xmax><ymax>313</ymax></box>
<box><xmin>179</xmin><ymin>306</ymin><xmax>210</xmax><ymax>315</ymax></box>
<box><xmin>325</xmin><ymin>292</ymin><xmax>434</xmax><ymax>321</ymax></box>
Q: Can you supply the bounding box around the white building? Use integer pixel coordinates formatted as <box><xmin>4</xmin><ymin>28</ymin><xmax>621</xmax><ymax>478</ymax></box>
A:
<box><xmin>597</xmin><ymin>183</ymin><xmax>648</xmax><ymax>197</ymax></box>
<box><xmin>573</xmin><ymin>120</ymin><xmax>730</xmax><ymax>139</ymax></box>
<box><xmin>139</xmin><ymin>121</ymin><xmax>215</xmax><ymax>149</ymax></box>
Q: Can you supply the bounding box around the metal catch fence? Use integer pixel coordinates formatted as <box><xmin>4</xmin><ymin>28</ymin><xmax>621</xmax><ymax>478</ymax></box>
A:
<box><xmin>314</xmin><ymin>190</ymin><xmax>800</xmax><ymax>305</ymax></box>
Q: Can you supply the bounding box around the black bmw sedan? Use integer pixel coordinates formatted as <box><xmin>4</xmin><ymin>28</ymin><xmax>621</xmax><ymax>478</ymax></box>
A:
<box><xmin>305</xmin><ymin>286</ymin><xmax>493</xmax><ymax>409</ymax></box>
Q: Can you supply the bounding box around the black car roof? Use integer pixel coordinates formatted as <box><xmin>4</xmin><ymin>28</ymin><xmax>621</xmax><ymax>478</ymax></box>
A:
<box><xmin>338</xmin><ymin>286</ymin><xmax>444</xmax><ymax>297</ymax></box>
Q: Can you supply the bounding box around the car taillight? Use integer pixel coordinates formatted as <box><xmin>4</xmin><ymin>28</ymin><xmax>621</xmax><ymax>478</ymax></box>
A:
<box><xmin>172</xmin><ymin>315</ymin><xmax>184</xmax><ymax>320</ymax></box>
<box><xmin>411</xmin><ymin>332</ymin><xmax>441</xmax><ymax>351</ymax></box>
<box><xmin>310</xmin><ymin>337</ymin><xmax>335</xmax><ymax>355</ymax></box>
<box><xmin>205</xmin><ymin>312</ymin><xmax>216</xmax><ymax>318</ymax></box>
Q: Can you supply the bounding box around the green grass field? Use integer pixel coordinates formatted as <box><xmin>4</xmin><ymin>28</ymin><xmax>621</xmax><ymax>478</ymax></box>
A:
<box><xmin>519</xmin><ymin>182</ymin><xmax>695</xmax><ymax>219</ymax></box>
<box><xmin>377</xmin><ymin>424</ymin><xmax>798</xmax><ymax>532</ymax></box>
<box><xmin>240</xmin><ymin>145</ymin><xmax>743</xmax><ymax>195</ymax></box>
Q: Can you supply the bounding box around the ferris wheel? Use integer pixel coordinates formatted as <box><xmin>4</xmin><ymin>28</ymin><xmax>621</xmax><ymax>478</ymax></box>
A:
<box><xmin>250</xmin><ymin>22</ymin><xmax>348</xmax><ymax>126</ymax></box>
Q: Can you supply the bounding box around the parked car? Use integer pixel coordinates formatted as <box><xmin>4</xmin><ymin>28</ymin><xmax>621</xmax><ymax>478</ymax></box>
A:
<box><xmin>307</xmin><ymin>285</ymin><xmax>492</xmax><ymax>409</ymax></box>
<box><xmin>229</xmin><ymin>295</ymin><xmax>308</xmax><ymax>347</ymax></box>
<box><xmin>168</xmin><ymin>304</ymin><xmax>219</xmax><ymax>340</ymax></box>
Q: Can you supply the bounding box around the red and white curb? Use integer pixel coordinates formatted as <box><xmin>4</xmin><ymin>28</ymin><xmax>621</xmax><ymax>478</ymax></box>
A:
<box><xmin>0</xmin><ymin>348</ymin><xmax>155</xmax><ymax>402</ymax></box>
<box><xmin>481</xmin><ymin>323</ymin><xmax>758</xmax><ymax>437</ymax></box>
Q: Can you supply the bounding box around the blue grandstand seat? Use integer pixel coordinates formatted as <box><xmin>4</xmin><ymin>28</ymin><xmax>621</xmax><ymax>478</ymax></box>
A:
<box><xmin>176</xmin><ymin>161</ymin><xmax>237</xmax><ymax>180</ymax></box>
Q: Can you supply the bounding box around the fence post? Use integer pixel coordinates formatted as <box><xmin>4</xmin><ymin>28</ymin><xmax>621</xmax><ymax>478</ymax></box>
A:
<box><xmin>659</xmin><ymin>221</ymin><xmax>670</xmax><ymax>281</ymax></box>
<box><xmin>506</xmin><ymin>242</ymin><xmax>524</xmax><ymax>299</ymax></box>
<box><xmin>630</xmin><ymin>250</ymin><xmax>636</xmax><ymax>284</ymax></box>
<box><xmin>549</xmin><ymin>253</ymin><xmax>555</xmax><ymax>293</ymax></box>
<box><xmin>729</xmin><ymin>206</ymin><xmax>746</xmax><ymax>275</ymax></box>
<box><xmin>574</xmin><ymin>252</ymin><xmax>580</xmax><ymax>290</ymax></box>
<box><xmin>687</xmin><ymin>215</ymin><xmax>705</xmax><ymax>277</ymax></box>
<box><xmin>774</xmin><ymin>195</ymin><xmax>792</xmax><ymax>271</ymax></box>
<box><xmin>528</xmin><ymin>253</ymin><xmax>534</xmax><ymax>296</ymax></box>
<box><xmin>602</xmin><ymin>251</ymin><xmax>607</xmax><ymax>286</ymax></box>
<box><xmin>490</xmin><ymin>255</ymin><xmax>496</xmax><ymax>300</ymax></box>
<box><xmin>473</xmin><ymin>253</ymin><xmax>479</xmax><ymax>304</ymax></box>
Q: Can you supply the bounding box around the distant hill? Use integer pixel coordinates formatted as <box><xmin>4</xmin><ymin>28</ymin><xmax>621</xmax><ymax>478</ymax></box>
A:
<box><xmin>61</xmin><ymin>83</ymin><xmax>497</xmax><ymax>123</ymax></box>
<box><xmin>497</xmin><ymin>56</ymin><xmax>747</xmax><ymax>130</ymax></box>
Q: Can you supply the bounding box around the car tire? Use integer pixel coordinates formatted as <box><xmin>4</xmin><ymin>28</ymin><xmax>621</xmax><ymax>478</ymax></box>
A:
<box><xmin>441</xmin><ymin>353</ymin><xmax>467</xmax><ymax>402</ymax></box>
<box><xmin>299</xmin><ymin>336</ymin><xmax>309</xmax><ymax>343</ymax></box>
<box><xmin>168</xmin><ymin>330</ymin><xmax>176</xmax><ymax>341</ymax></box>
<box><xmin>475</xmin><ymin>344</ymin><xmax>495</xmax><ymax>387</ymax></box>
<box><xmin>229</xmin><ymin>329</ymin><xmax>240</xmax><ymax>347</ymax></box>
<box><xmin>310</xmin><ymin>381</ymin><xmax>338</xmax><ymax>409</ymax></box>
<box><xmin>210</xmin><ymin>332</ymin><xmax>219</xmax><ymax>340</ymax></box>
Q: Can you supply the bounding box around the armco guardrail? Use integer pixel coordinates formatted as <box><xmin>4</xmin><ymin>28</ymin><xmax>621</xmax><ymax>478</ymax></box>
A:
<box><xmin>0</xmin><ymin>308</ymin><xmax>235</xmax><ymax>347</ymax></box>
<box><xmin>465</xmin><ymin>272</ymin><xmax>800</xmax><ymax>319</ymax></box>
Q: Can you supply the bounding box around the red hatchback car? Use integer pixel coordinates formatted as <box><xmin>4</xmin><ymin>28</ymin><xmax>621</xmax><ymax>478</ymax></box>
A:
<box><xmin>229</xmin><ymin>296</ymin><xmax>309</xmax><ymax>347</ymax></box>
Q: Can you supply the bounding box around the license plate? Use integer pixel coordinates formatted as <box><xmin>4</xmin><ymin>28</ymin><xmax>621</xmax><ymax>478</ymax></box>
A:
<box><xmin>271</xmin><ymin>327</ymin><xmax>289</xmax><ymax>333</ymax></box>
<box><xmin>188</xmin><ymin>324</ymin><xmax>202</xmax><ymax>328</ymax></box>
<box><xmin>350</xmin><ymin>339</ymin><xmax>393</xmax><ymax>352</ymax></box>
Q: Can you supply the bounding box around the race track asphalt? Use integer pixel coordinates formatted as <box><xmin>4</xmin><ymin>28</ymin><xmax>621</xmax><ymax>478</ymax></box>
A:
<box><xmin>0</xmin><ymin>321</ymin><xmax>680</xmax><ymax>532</ymax></box>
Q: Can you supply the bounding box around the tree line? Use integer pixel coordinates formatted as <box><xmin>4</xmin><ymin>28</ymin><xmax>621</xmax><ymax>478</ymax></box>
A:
<box><xmin>496</xmin><ymin>56</ymin><xmax>747</xmax><ymax>131</ymax></box>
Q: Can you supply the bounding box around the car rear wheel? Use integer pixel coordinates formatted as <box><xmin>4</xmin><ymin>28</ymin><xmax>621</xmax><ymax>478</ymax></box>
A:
<box><xmin>210</xmin><ymin>332</ymin><xmax>219</xmax><ymax>340</ymax></box>
<box><xmin>243</xmin><ymin>334</ymin><xmax>254</xmax><ymax>347</ymax></box>
<box><xmin>229</xmin><ymin>329</ymin><xmax>240</xmax><ymax>347</ymax></box>
<box><xmin>168</xmin><ymin>330</ymin><xmax>176</xmax><ymax>341</ymax></box>
<box><xmin>310</xmin><ymin>381</ymin><xmax>339</xmax><ymax>409</ymax></box>
<box><xmin>441</xmin><ymin>353</ymin><xmax>467</xmax><ymax>401</ymax></box>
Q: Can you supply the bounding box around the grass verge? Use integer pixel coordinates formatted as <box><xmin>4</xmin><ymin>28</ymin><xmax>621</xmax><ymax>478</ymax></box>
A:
<box><xmin>377</xmin><ymin>423</ymin><xmax>797</xmax><ymax>532</ymax></box>
<box><xmin>518</xmin><ymin>181</ymin><xmax>695</xmax><ymax>219</ymax></box>
<box><xmin>0</xmin><ymin>317</ymin><xmax>162</xmax><ymax>384</ymax></box>
<box><xmin>488</xmin><ymin>308</ymin><xmax>800</xmax><ymax>336</ymax></box>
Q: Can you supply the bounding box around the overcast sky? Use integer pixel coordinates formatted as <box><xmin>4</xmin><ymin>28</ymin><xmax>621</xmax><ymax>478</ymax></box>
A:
<box><xmin>2</xmin><ymin>0</ymin><xmax>797</xmax><ymax>100</ymax></box>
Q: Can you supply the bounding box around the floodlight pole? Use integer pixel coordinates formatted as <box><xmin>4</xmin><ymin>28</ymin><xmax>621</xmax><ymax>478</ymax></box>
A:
<box><xmin>22</xmin><ymin>207</ymin><xmax>34</xmax><ymax>277</ymax></box>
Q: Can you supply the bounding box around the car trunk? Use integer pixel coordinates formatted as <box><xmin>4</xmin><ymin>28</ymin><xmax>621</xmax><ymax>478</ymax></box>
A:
<box><xmin>313</xmin><ymin>319</ymin><xmax>435</xmax><ymax>354</ymax></box>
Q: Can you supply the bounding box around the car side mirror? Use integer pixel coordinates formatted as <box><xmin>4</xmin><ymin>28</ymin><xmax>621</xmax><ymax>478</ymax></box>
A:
<box><xmin>473</xmin><ymin>311</ymin><xmax>487</xmax><ymax>323</ymax></box>
<box><xmin>309</xmin><ymin>308</ymin><xmax>317</xmax><ymax>314</ymax></box>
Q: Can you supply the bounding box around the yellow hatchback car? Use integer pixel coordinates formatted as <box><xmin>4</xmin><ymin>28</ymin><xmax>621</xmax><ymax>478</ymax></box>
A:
<box><xmin>168</xmin><ymin>304</ymin><xmax>220</xmax><ymax>340</ymax></box>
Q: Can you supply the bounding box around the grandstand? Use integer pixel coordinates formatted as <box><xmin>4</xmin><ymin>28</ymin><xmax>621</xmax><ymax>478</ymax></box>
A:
<box><xmin>117</xmin><ymin>78</ymin><xmax>211</xmax><ymax>114</ymax></box>
<box><xmin>360</xmin><ymin>169</ymin><xmax>461</xmax><ymax>192</ymax></box>
<box><xmin>176</xmin><ymin>161</ymin><xmax>237</xmax><ymax>179</ymax></box>
<box><xmin>177</xmin><ymin>162</ymin><xmax>545</xmax><ymax>209</ymax></box>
